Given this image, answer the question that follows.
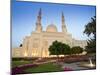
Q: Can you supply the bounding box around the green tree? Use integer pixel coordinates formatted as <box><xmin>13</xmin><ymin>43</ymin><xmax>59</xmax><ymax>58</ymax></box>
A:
<box><xmin>49</xmin><ymin>41</ymin><xmax>71</xmax><ymax>58</ymax></box>
<box><xmin>49</xmin><ymin>41</ymin><xmax>61</xmax><ymax>58</ymax></box>
<box><xmin>84</xmin><ymin>16</ymin><xmax>96</xmax><ymax>53</ymax></box>
<box><xmin>62</xmin><ymin>44</ymin><xmax>71</xmax><ymax>56</ymax></box>
<box><xmin>71</xmin><ymin>46</ymin><xmax>83</xmax><ymax>54</ymax></box>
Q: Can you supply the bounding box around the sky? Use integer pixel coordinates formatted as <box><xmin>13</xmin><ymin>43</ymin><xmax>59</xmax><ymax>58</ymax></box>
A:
<box><xmin>12</xmin><ymin>0</ymin><xmax>96</xmax><ymax>48</ymax></box>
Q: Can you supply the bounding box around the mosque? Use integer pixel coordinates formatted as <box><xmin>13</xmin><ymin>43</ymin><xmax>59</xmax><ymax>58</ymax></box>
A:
<box><xmin>12</xmin><ymin>9</ymin><xmax>87</xmax><ymax>57</ymax></box>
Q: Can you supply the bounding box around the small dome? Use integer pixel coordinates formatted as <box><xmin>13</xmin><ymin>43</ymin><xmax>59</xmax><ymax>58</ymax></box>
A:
<box><xmin>46</xmin><ymin>24</ymin><xmax>57</xmax><ymax>32</ymax></box>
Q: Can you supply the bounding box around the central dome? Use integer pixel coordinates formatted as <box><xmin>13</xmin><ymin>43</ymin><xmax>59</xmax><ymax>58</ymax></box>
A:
<box><xmin>46</xmin><ymin>24</ymin><xmax>57</xmax><ymax>32</ymax></box>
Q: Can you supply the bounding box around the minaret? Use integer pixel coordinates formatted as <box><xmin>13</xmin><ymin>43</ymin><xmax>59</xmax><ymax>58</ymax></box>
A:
<box><xmin>36</xmin><ymin>8</ymin><xmax>42</xmax><ymax>32</ymax></box>
<box><xmin>62</xmin><ymin>12</ymin><xmax>67</xmax><ymax>33</ymax></box>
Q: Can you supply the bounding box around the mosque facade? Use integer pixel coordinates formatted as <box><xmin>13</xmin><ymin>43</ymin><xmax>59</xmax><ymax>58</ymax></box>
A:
<box><xmin>12</xmin><ymin>9</ymin><xmax>87</xmax><ymax>57</ymax></box>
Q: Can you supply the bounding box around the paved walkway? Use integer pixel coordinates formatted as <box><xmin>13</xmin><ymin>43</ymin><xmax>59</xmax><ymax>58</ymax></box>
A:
<box><xmin>61</xmin><ymin>62</ymin><xmax>88</xmax><ymax>70</ymax></box>
<box><xmin>16</xmin><ymin>58</ymin><xmax>92</xmax><ymax>71</ymax></box>
<box><xmin>33</xmin><ymin>59</ymin><xmax>57</xmax><ymax>65</ymax></box>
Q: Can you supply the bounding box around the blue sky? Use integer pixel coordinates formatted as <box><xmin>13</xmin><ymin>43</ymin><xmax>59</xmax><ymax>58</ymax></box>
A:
<box><xmin>12</xmin><ymin>1</ymin><xmax>96</xmax><ymax>48</ymax></box>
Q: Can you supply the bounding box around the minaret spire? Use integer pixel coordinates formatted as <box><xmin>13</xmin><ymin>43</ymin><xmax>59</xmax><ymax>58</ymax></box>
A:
<box><xmin>36</xmin><ymin>8</ymin><xmax>42</xmax><ymax>32</ymax></box>
<box><xmin>62</xmin><ymin>12</ymin><xmax>67</xmax><ymax>33</ymax></box>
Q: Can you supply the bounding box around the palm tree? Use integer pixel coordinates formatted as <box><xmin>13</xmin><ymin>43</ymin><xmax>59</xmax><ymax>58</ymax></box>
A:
<box><xmin>84</xmin><ymin>16</ymin><xmax>96</xmax><ymax>37</ymax></box>
<box><xmin>84</xmin><ymin>16</ymin><xmax>96</xmax><ymax>53</ymax></box>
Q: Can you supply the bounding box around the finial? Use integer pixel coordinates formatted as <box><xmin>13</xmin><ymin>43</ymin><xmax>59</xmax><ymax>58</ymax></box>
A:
<box><xmin>62</xmin><ymin>12</ymin><xmax>64</xmax><ymax>17</ymax></box>
<box><xmin>39</xmin><ymin>8</ymin><xmax>42</xmax><ymax>16</ymax></box>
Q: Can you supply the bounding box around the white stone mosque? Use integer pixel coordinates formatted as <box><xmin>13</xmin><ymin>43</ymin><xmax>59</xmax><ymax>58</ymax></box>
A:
<box><xmin>12</xmin><ymin>9</ymin><xmax>87</xmax><ymax>57</ymax></box>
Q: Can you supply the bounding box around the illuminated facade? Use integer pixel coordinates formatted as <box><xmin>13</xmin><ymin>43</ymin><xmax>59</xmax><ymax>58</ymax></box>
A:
<box><xmin>12</xmin><ymin>9</ymin><xmax>87</xmax><ymax>57</ymax></box>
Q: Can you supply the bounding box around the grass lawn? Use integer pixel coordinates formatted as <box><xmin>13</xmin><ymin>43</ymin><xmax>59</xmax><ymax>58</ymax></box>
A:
<box><xmin>12</xmin><ymin>59</ymin><xmax>63</xmax><ymax>74</ymax></box>
<box><xmin>24</xmin><ymin>62</ymin><xmax>63</xmax><ymax>73</ymax></box>
<box><xmin>12</xmin><ymin>60</ymin><xmax>32</xmax><ymax>68</ymax></box>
